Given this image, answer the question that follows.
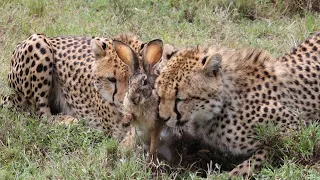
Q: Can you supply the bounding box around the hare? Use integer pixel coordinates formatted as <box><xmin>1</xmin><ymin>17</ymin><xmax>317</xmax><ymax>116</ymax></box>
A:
<box><xmin>113</xmin><ymin>38</ymin><xmax>165</xmax><ymax>163</ymax></box>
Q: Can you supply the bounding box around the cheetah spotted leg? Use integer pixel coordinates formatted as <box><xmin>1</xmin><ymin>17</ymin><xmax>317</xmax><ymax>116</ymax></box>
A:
<box><xmin>35</xmin><ymin>94</ymin><xmax>52</xmax><ymax>119</ymax></box>
<box><xmin>1</xmin><ymin>93</ymin><xmax>32</xmax><ymax>114</ymax></box>
<box><xmin>229</xmin><ymin>148</ymin><xmax>267</xmax><ymax>178</ymax></box>
<box><xmin>35</xmin><ymin>89</ymin><xmax>77</xmax><ymax>123</ymax></box>
<box><xmin>0</xmin><ymin>94</ymin><xmax>12</xmax><ymax>109</ymax></box>
<box><xmin>1</xmin><ymin>93</ymin><xmax>79</xmax><ymax>124</ymax></box>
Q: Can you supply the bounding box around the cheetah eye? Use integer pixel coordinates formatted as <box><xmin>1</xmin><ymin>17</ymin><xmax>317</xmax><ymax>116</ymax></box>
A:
<box><xmin>107</xmin><ymin>77</ymin><xmax>117</xmax><ymax>83</ymax></box>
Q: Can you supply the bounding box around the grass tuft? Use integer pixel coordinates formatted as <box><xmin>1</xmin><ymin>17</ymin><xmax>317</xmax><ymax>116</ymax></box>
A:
<box><xmin>213</xmin><ymin>0</ymin><xmax>320</xmax><ymax>20</ymax></box>
<box><xmin>26</xmin><ymin>0</ymin><xmax>47</xmax><ymax>17</ymax></box>
<box><xmin>256</xmin><ymin>121</ymin><xmax>320</xmax><ymax>171</ymax></box>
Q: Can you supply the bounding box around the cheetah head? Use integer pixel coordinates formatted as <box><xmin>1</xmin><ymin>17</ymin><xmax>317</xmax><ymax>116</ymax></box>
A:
<box><xmin>155</xmin><ymin>47</ymin><xmax>224</xmax><ymax>130</ymax></box>
<box><xmin>90</xmin><ymin>34</ymin><xmax>144</xmax><ymax>107</ymax></box>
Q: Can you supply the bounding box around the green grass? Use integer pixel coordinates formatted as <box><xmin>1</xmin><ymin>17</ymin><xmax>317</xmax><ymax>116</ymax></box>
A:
<box><xmin>0</xmin><ymin>0</ymin><xmax>320</xmax><ymax>179</ymax></box>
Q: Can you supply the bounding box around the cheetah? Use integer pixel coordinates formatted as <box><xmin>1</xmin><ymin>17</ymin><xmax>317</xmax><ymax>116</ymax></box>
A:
<box><xmin>2</xmin><ymin>33</ymin><xmax>144</xmax><ymax>138</ymax></box>
<box><xmin>155</xmin><ymin>32</ymin><xmax>320</xmax><ymax>177</ymax></box>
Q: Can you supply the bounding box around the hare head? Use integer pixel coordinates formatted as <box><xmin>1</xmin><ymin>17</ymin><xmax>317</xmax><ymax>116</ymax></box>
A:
<box><xmin>113</xmin><ymin>39</ymin><xmax>163</xmax><ymax>106</ymax></box>
<box><xmin>113</xmin><ymin>38</ymin><xmax>164</xmax><ymax>164</ymax></box>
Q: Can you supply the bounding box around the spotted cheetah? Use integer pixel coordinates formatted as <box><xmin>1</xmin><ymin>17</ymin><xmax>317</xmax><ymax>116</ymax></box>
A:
<box><xmin>155</xmin><ymin>32</ymin><xmax>320</xmax><ymax>177</ymax></box>
<box><xmin>2</xmin><ymin>33</ymin><xmax>144</xmax><ymax>138</ymax></box>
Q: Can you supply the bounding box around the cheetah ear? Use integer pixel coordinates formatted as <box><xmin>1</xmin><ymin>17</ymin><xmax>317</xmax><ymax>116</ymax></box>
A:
<box><xmin>113</xmin><ymin>40</ymin><xmax>140</xmax><ymax>73</ymax></box>
<box><xmin>202</xmin><ymin>53</ymin><xmax>222</xmax><ymax>77</ymax></box>
<box><xmin>90</xmin><ymin>39</ymin><xmax>107</xmax><ymax>59</ymax></box>
<box><xmin>143</xmin><ymin>39</ymin><xmax>163</xmax><ymax>75</ymax></box>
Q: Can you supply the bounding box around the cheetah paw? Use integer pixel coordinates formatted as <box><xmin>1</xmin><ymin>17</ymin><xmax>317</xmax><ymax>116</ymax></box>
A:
<box><xmin>0</xmin><ymin>95</ymin><xmax>12</xmax><ymax>109</ymax></box>
<box><xmin>228</xmin><ymin>160</ymin><xmax>254</xmax><ymax>179</ymax></box>
<box><xmin>54</xmin><ymin>114</ymin><xmax>79</xmax><ymax>125</ymax></box>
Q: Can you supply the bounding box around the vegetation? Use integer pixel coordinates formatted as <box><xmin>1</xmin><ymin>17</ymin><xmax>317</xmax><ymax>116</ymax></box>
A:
<box><xmin>0</xmin><ymin>0</ymin><xmax>319</xmax><ymax>179</ymax></box>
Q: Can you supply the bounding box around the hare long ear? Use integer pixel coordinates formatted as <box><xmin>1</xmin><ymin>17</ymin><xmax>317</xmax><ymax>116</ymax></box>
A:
<box><xmin>113</xmin><ymin>40</ymin><xmax>140</xmax><ymax>73</ymax></box>
<box><xmin>202</xmin><ymin>53</ymin><xmax>222</xmax><ymax>77</ymax></box>
<box><xmin>91</xmin><ymin>39</ymin><xmax>107</xmax><ymax>58</ymax></box>
<box><xmin>143</xmin><ymin>39</ymin><xmax>163</xmax><ymax>75</ymax></box>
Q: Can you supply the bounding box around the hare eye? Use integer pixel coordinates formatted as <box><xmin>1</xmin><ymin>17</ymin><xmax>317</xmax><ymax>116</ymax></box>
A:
<box><xmin>143</xmin><ymin>79</ymin><xmax>148</xmax><ymax>86</ymax></box>
<box><xmin>176</xmin><ymin>98</ymin><xmax>184</xmax><ymax>102</ymax></box>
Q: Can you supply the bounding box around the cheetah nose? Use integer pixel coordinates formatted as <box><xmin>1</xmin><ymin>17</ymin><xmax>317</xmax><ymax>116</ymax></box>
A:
<box><xmin>158</xmin><ymin>114</ymin><xmax>171</xmax><ymax>122</ymax></box>
<box><xmin>176</xmin><ymin>120</ymin><xmax>187</xmax><ymax>126</ymax></box>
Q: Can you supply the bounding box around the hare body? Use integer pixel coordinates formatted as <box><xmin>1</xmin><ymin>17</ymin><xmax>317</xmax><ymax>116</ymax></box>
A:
<box><xmin>114</xmin><ymin>39</ymin><xmax>164</xmax><ymax>162</ymax></box>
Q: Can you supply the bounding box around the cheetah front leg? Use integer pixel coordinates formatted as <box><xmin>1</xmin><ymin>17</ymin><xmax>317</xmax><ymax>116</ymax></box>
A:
<box><xmin>229</xmin><ymin>148</ymin><xmax>267</xmax><ymax>178</ymax></box>
<box><xmin>1</xmin><ymin>94</ymin><xmax>33</xmax><ymax>114</ymax></box>
<box><xmin>1</xmin><ymin>94</ymin><xmax>14</xmax><ymax>109</ymax></box>
<box><xmin>1</xmin><ymin>93</ymin><xmax>79</xmax><ymax>125</ymax></box>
